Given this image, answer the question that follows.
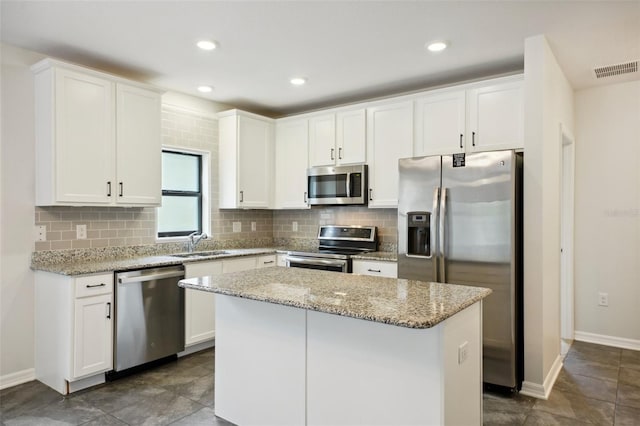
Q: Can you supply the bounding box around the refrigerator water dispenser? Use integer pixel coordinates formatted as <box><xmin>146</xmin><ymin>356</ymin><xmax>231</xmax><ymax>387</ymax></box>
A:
<box><xmin>407</xmin><ymin>212</ymin><xmax>430</xmax><ymax>257</ymax></box>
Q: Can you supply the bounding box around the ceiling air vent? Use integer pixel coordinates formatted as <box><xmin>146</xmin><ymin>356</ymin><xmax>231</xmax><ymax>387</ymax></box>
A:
<box><xmin>593</xmin><ymin>60</ymin><xmax>638</xmax><ymax>79</ymax></box>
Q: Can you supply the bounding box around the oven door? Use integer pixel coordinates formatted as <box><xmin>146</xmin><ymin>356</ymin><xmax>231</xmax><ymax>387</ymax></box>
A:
<box><xmin>285</xmin><ymin>256</ymin><xmax>349</xmax><ymax>273</ymax></box>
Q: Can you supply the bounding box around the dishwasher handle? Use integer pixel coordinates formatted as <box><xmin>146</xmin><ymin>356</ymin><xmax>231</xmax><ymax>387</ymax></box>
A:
<box><xmin>118</xmin><ymin>270</ymin><xmax>185</xmax><ymax>284</ymax></box>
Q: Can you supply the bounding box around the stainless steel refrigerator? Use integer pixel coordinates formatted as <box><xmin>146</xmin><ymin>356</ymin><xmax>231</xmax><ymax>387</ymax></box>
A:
<box><xmin>398</xmin><ymin>150</ymin><xmax>523</xmax><ymax>390</ymax></box>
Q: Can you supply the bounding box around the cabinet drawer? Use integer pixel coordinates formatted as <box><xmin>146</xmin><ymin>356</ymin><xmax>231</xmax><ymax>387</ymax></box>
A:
<box><xmin>257</xmin><ymin>255</ymin><xmax>277</xmax><ymax>268</ymax></box>
<box><xmin>75</xmin><ymin>273</ymin><xmax>114</xmax><ymax>298</ymax></box>
<box><xmin>352</xmin><ymin>260</ymin><xmax>398</xmax><ymax>278</ymax></box>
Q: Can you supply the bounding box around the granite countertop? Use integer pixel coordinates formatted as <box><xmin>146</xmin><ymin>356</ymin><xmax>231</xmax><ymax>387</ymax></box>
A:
<box><xmin>179</xmin><ymin>267</ymin><xmax>490</xmax><ymax>329</ymax></box>
<box><xmin>351</xmin><ymin>251</ymin><xmax>397</xmax><ymax>261</ymax></box>
<box><xmin>30</xmin><ymin>248</ymin><xmax>278</xmax><ymax>276</ymax></box>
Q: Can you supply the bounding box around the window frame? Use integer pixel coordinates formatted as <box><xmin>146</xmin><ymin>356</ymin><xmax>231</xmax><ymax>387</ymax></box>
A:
<box><xmin>156</xmin><ymin>147</ymin><xmax>210</xmax><ymax>241</ymax></box>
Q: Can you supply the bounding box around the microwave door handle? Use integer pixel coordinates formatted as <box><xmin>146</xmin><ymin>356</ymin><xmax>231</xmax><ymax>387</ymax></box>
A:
<box><xmin>346</xmin><ymin>173</ymin><xmax>351</xmax><ymax>198</ymax></box>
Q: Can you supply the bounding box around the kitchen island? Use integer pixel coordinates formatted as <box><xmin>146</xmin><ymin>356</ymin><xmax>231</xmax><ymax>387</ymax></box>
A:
<box><xmin>179</xmin><ymin>267</ymin><xmax>491</xmax><ymax>426</ymax></box>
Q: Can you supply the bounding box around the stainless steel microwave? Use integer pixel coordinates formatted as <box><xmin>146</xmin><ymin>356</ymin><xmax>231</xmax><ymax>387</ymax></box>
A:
<box><xmin>307</xmin><ymin>164</ymin><xmax>368</xmax><ymax>206</ymax></box>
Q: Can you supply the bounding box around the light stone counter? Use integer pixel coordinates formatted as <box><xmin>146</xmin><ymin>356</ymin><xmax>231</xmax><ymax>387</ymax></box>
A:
<box><xmin>351</xmin><ymin>251</ymin><xmax>397</xmax><ymax>261</ymax></box>
<box><xmin>179</xmin><ymin>266</ymin><xmax>490</xmax><ymax>329</ymax></box>
<box><xmin>30</xmin><ymin>248</ymin><xmax>277</xmax><ymax>276</ymax></box>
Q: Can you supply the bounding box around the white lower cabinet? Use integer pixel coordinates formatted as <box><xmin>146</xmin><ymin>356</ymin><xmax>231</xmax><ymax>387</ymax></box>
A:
<box><xmin>184</xmin><ymin>254</ymin><xmax>278</xmax><ymax>348</ymax></box>
<box><xmin>352</xmin><ymin>259</ymin><xmax>398</xmax><ymax>278</ymax></box>
<box><xmin>184</xmin><ymin>261</ymin><xmax>223</xmax><ymax>347</ymax></box>
<box><xmin>35</xmin><ymin>272</ymin><xmax>114</xmax><ymax>394</ymax></box>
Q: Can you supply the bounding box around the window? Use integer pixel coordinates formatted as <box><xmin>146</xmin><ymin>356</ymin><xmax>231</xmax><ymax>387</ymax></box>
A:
<box><xmin>157</xmin><ymin>149</ymin><xmax>209</xmax><ymax>238</ymax></box>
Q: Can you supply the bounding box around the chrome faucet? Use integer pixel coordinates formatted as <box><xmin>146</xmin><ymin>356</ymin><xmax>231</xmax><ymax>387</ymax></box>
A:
<box><xmin>187</xmin><ymin>232</ymin><xmax>208</xmax><ymax>252</ymax></box>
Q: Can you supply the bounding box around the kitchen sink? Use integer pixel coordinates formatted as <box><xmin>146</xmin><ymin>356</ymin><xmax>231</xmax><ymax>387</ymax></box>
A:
<box><xmin>171</xmin><ymin>250</ymin><xmax>230</xmax><ymax>259</ymax></box>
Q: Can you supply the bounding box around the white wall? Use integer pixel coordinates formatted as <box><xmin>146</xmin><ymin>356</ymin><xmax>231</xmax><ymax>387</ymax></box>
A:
<box><xmin>522</xmin><ymin>35</ymin><xmax>574</xmax><ymax>398</ymax></box>
<box><xmin>574</xmin><ymin>80</ymin><xmax>640</xmax><ymax>346</ymax></box>
<box><xmin>0</xmin><ymin>43</ymin><xmax>44</xmax><ymax>386</ymax></box>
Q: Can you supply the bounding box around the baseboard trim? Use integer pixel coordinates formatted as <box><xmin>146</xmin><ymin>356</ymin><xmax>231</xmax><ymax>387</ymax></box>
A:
<box><xmin>0</xmin><ymin>368</ymin><xmax>35</xmax><ymax>390</ymax></box>
<box><xmin>178</xmin><ymin>339</ymin><xmax>215</xmax><ymax>357</ymax></box>
<box><xmin>520</xmin><ymin>354</ymin><xmax>563</xmax><ymax>400</ymax></box>
<box><xmin>574</xmin><ymin>331</ymin><xmax>640</xmax><ymax>351</ymax></box>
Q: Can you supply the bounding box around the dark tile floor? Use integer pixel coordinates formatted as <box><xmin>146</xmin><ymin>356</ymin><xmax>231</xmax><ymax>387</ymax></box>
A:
<box><xmin>1</xmin><ymin>341</ymin><xmax>639</xmax><ymax>425</ymax></box>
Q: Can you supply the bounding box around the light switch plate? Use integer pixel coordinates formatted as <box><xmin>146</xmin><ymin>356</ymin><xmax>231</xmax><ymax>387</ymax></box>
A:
<box><xmin>292</xmin><ymin>221</ymin><xmax>298</xmax><ymax>232</ymax></box>
<box><xmin>251</xmin><ymin>221</ymin><xmax>256</xmax><ymax>232</ymax></box>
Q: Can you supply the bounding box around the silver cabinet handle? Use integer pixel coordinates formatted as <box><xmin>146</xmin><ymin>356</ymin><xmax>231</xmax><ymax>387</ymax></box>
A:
<box><xmin>107</xmin><ymin>181</ymin><xmax>112</xmax><ymax>197</ymax></box>
<box><xmin>459</xmin><ymin>134</ymin><xmax>463</xmax><ymax>149</ymax></box>
<box><xmin>106</xmin><ymin>302</ymin><xmax>111</xmax><ymax>319</ymax></box>
<box><xmin>263</xmin><ymin>260</ymin><xmax>275</xmax><ymax>264</ymax></box>
<box><xmin>304</xmin><ymin>191</ymin><xmax>308</xmax><ymax>203</ymax></box>
<box><xmin>330</xmin><ymin>148</ymin><xmax>335</xmax><ymax>160</ymax></box>
<box><xmin>369</xmin><ymin>188</ymin><xmax>373</xmax><ymax>201</ymax></box>
<box><xmin>86</xmin><ymin>283</ymin><xmax>106</xmax><ymax>288</ymax></box>
<box><xmin>338</xmin><ymin>147</ymin><xmax>343</xmax><ymax>159</ymax></box>
<box><xmin>472</xmin><ymin>131</ymin><xmax>476</xmax><ymax>147</ymax></box>
<box><xmin>367</xmin><ymin>269</ymin><xmax>381</xmax><ymax>273</ymax></box>
<box><xmin>240</xmin><ymin>190</ymin><xmax>244</xmax><ymax>202</ymax></box>
<box><xmin>439</xmin><ymin>187</ymin><xmax>447</xmax><ymax>283</ymax></box>
<box><xmin>119</xmin><ymin>182</ymin><xmax>123</xmax><ymax>197</ymax></box>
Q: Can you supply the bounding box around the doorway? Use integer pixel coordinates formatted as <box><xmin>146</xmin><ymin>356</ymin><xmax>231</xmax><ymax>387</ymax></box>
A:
<box><xmin>560</xmin><ymin>124</ymin><xmax>575</xmax><ymax>356</ymax></box>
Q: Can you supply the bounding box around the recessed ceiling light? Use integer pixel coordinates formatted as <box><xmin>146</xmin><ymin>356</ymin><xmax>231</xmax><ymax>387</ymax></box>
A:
<box><xmin>197</xmin><ymin>40</ymin><xmax>217</xmax><ymax>51</ymax></box>
<box><xmin>290</xmin><ymin>77</ymin><xmax>307</xmax><ymax>86</ymax></box>
<box><xmin>197</xmin><ymin>86</ymin><xmax>213</xmax><ymax>93</ymax></box>
<box><xmin>426</xmin><ymin>41</ymin><xmax>448</xmax><ymax>52</ymax></box>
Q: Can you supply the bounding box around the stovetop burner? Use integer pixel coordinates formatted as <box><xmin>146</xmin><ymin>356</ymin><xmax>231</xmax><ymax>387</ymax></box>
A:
<box><xmin>286</xmin><ymin>225</ymin><xmax>378</xmax><ymax>260</ymax></box>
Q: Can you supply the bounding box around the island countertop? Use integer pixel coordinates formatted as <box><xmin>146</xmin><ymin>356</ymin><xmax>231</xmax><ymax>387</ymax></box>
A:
<box><xmin>179</xmin><ymin>267</ymin><xmax>491</xmax><ymax>329</ymax></box>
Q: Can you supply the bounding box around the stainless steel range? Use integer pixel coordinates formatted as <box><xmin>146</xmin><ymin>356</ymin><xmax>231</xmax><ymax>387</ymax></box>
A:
<box><xmin>285</xmin><ymin>225</ymin><xmax>378</xmax><ymax>273</ymax></box>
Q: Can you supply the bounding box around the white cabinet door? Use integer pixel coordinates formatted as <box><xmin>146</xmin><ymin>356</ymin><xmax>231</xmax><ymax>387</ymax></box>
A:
<box><xmin>219</xmin><ymin>111</ymin><xmax>274</xmax><ymax>209</ymax></box>
<box><xmin>336</xmin><ymin>108</ymin><xmax>366</xmax><ymax>165</ymax></box>
<box><xmin>51</xmin><ymin>68</ymin><xmax>115</xmax><ymax>205</ymax></box>
<box><xmin>185</xmin><ymin>261</ymin><xmax>223</xmax><ymax>346</ymax></box>
<box><xmin>352</xmin><ymin>260</ymin><xmax>398</xmax><ymax>278</ymax></box>
<box><xmin>275</xmin><ymin>119</ymin><xmax>310</xmax><ymax>209</ymax></box>
<box><xmin>115</xmin><ymin>84</ymin><xmax>162</xmax><ymax>205</ymax></box>
<box><xmin>73</xmin><ymin>293</ymin><xmax>113</xmax><ymax>378</ymax></box>
<box><xmin>467</xmin><ymin>79</ymin><xmax>524</xmax><ymax>152</ymax></box>
<box><xmin>366</xmin><ymin>101</ymin><xmax>413</xmax><ymax>208</ymax></box>
<box><xmin>309</xmin><ymin>114</ymin><xmax>336</xmax><ymax>167</ymax></box>
<box><xmin>414</xmin><ymin>90</ymin><xmax>466</xmax><ymax>156</ymax></box>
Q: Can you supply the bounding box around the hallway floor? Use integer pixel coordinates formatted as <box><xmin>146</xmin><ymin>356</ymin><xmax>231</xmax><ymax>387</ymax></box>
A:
<box><xmin>1</xmin><ymin>341</ymin><xmax>639</xmax><ymax>425</ymax></box>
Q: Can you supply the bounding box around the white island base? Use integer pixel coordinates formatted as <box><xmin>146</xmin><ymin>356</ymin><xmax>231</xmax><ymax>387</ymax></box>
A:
<box><xmin>214</xmin><ymin>294</ymin><xmax>482</xmax><ymax>426</ymax></box>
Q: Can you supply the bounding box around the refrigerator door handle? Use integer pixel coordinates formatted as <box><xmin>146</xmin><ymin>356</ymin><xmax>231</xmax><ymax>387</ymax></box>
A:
<box><xmin>432</xmin><ymin>187</ymin><xmax>440</xmax><ymax>281</ymax></box>
<box><xmin>439</xmin><ymin>187</ymin><xmax>447</xmax><ymax>283</ymax></box>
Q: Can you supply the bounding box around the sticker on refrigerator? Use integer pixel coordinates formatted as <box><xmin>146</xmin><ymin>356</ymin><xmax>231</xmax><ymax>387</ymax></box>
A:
<box><xmin>452</xmin><ymin>153</ymin><xmax>465</xmax><ymax>167</ymax></box>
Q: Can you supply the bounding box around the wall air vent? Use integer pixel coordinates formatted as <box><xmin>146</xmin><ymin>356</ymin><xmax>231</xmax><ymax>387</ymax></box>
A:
<box><xmin>593</xmin><ymin>61</ymin><xmax>638</xmax><ymax>79</ymax></box>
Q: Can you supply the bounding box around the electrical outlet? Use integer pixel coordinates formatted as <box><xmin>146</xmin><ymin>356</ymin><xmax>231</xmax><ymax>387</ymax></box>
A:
<box><xmin>251</xmin><ymin>221</ymin><xmax>256</xmax><ymax>232</ymax></box>
<box><xmin>76</xmin><ymin>224</ymin><xmax>87</xmax><ymax>240</ymax></box>
<box><xmin>598</xmin><ymin>292</ymin><xmax>609</xmax><ymax>307</ymax></box>
<box><xmin>292</xmin><ymin>221</ymin><xmax>298</xmax><ymax>232</ymax></box>
<box><xmin>232</xmin><ymin>222</ymin><xmax>241</xmax><ymax>232</ymax></box>
<box><xmin>35</xmin><ymin>225</ymin><xmax>47</xmax><ymax>242</ymax></box>
<box><xmin>458</xmin><ymin>341</ymin><xmax>469</xmax><ymax>365</ymax></box>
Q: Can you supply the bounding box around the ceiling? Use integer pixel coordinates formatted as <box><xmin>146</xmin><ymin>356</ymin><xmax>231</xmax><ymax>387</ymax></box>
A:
<box><xmin>2</xmin><ymin>1</ymin><xmax>639</xmax><ymax>117</ymax></box>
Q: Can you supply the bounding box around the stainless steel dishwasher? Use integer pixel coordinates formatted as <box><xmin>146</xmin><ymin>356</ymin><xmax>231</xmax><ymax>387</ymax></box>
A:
<box><xmin>114</xmin><ymin>265</ymin><xmax>185</xmax><ymax>372</ymax></box>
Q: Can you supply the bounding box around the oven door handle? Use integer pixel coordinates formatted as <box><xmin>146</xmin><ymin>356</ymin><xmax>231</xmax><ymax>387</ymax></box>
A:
<box><xmin>285</xmin><ymin>256</ymin><xmax>347</xmax><ymax>267</ymax></box>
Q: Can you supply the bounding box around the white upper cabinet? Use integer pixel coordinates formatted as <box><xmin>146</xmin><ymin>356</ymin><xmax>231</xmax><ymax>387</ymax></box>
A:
<box><xmin>466</xmin><ymin>78</ymin><xmax>524</xmax><ymax>152</ymax></box>
<box><xmin>309</xmin><ymin>114</ymin><xmax>336</xmax><ymax>167</ymax></box>
<box><xmin>414</xmin><ymin>75</ymin><xmax>523</xmax><ymax>156</ymax></box>
<box><xmin>219</xmin><ymin>110</ymin><xmax>274</xmax><ymax>209</ymax></box>
<box><xmin>32</xmin><ymin>59</ymin><xmax>163</xmax><ymax>207</ymax></box>
<box><xmin>335</xmin><ymin>108</ymin><xmax>366</xmax><ymax>165</ymax></box>
<box><xmin>414</xmin><ymin>89</ymin><xmax>466</xmax><ymax>156</ymax></box>
<box><xmin>275</xmin><ymin>118</ymin><xmax>310</xmax><ymax>209</ymax></box>
<box><xmin>115</xmin><ymin>84</ymin><xmax>162</xmax><ymax>205</ymax></box>
<box><xmin>308</xmin><ymin>108</ymin><xmax>366</xmax><ymax>167</ymax></box>
<box><xmin>366</xmin><ymin>100</ymin><xmax>413</xmax><ymax>208</ymax></box>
